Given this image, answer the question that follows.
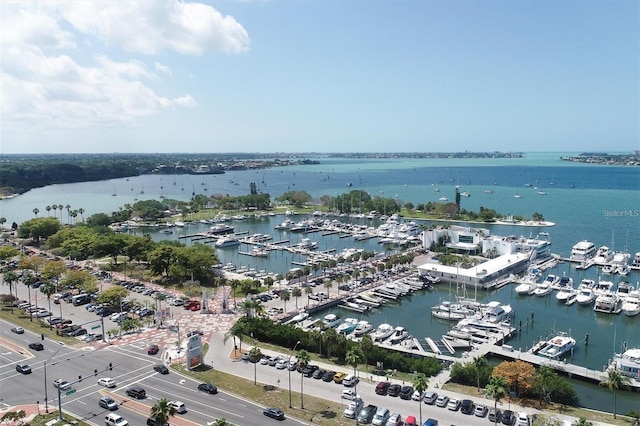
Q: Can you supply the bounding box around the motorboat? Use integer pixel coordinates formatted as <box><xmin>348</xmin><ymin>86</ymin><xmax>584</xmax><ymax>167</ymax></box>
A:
<box><xmin>514</xmin><ymin>281</ymin><xmax>536</xmax><ymax>295</ymax></box>
<box><xmin>617</xmin><ymin>264</ymin><xmax>631</xmax><ymax>276</ymax></box>
<box><xmin>593</xmin><ymin>293</ymin><xmax>622</xmax><ymax>314</ymax></box>
<box><xmin>514</xmin><ymin>269</ymin><xmax>542</xmax><ymax>295</ymax></box>
<box><xmin>321</xmin><ymin>313</ymin><xmax>342</xmax><ymax>329</ymax></box>
<box><xmin>622</xmin><ymin>295</ymin><xmax>640</xmax><ymax>317</ymax></box>
<box><xmin>593</xmin><ymin>246</ymin><xmax>614</xmax><ymax>264</ymax></box>
<box><xmin>593</xmin><ymin>280</ymin><xmax>615</xmax><ymax>296</ymax></box>
<box><xmin>215</xmin><ymin>236</ymin><xmax>241</xmax><ymax>248</ymax></box>
<box><xmin>370</xmin><ymin>323</ymin><xmax>395</xmax><ymax>342</ymax></box>
<box><xmin>274</xmin><ymin>219</ymin><xmax>295</xmax><ymax>230</ymax></box>
<box><xmin>208</xmin><ymin>223</ymin><xmax>235</xmax><ymax>235</ymax></box>
<box><xmin>570</xmin><ymin>240</ymin><xmax>596</xmax><ymax>262</ymax></box>
<box><xmin>542</xmin><ymin>274</ymin><xmax>560</xmax><ymax>287</ymax></box>
<box><xmin>602</xmin><ymin>264</ymin><xmax>616</xmax><ymax>275</ymax></box>
<box><xmin>536</xmin><ymin>332</ymin><xmax>576</xmax><ymax>360</ymax></box>
<box><xmin>576</xmin><ymin>288</ymin><xmax>596</xmax><ymax>305</ymax></box>
<box><xmin>353</xmin><ymin>320</ymin><xmax>374</xmax><ymax>337</ymax></box>
<box><xmin>554</xmin><ymin>276</ymin><xmax>573</xmax><ymax>291</ymax></box>
<box><xmin>389</xmin><ymin>326</ymin><xmax>409</xmax><ymax>344</ymax></box>
<box><xmin>285</xmin><ymin>310</ymin><xmax>309</xmax><ymax>324</ymax></box>
<box><xmin>479</xmin><ymin>301</ymin><xmax>513</xmax><ymax>323</ymax></box>
<box><xmin>616</xmin><ymin>282</ymin><xmax>635</xmax><ymax>301</ymax></box>
<box><xmin>556</xmin><ymin>287</ymin><xmax>577</xmax><ymax>303</ymax></box>
<box><xmin>294</xmin><ymin>238</ymin><xmax>318</xmax><ymax>250</ymax></box>
<box><xmin>632</xmin><ymin>252</ymin><xmax>640</xmax><ymax>267</ymax></box>
<box><xmin>533</xmin><ymin>281</ymin><xmax>553</xmax><ymax>297</ymax></box>
<box><xmin>430</xmin><ymin>301</ymin><xmax>476</xmax><ymax>321</ymax></box>
<box><xmin>336</xmin><ymin>318</ymin><xmax>359</xmax><ymax>335</ymax></box>
<box><xmin>249</xmin><ymin>245</ymin><xmax>270</xmax><ymax>257</ymax></box>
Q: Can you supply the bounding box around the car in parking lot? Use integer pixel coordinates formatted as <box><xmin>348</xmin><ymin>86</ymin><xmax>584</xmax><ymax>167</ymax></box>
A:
<box><xmin>302</xmin><ymin>364</ymin><xmax>319</xmax><ymax>377</ymax></box>
<box><xmin>11</xmin><ymin>326</ymin><xmax>24</xmax><ymax>334</ymax></box>
<box><xmin>263</xmin><ymin>407</ymin><xmax>285</xmax><ymax>420</ymax></box>
<box><xmin>447</xmin><ymin>398</ymin><xmax>460</xmax><ymax>411</ymax></box>
<box><xmin>422</xmin><ymin>419</ymin><xmax>438</xmax><ymax>426</ymax></box>
<box><xmin>153</xmin><ymin>365</ymin><xmax>169</xmax><ymax>374</ymax></box>
<box><xmin>372</xmin><ymin>407</ymin><xmax>390</xmax><ymax>426</ymax></box>
<box><xmin>460</xmin><ymin>399</ymin><xmax>475</xmax><ymax>414</ymax></box>
<box><xmin>399</xmin><ymin>385</ymin><xmax>414</xmax><ymax>400</ymax></box>
<box><xmin>516</xmin><ymin>412</ymin><xmax>530</xmax><ymax>426</ymax></box>
<box><xmin>322</xmin><ymin>370</ymin><xmax>336</xmax><ymax>382</ymax></box>
<box><xmin>312</xmin><ymin>368</ymin><xmax>326</xmax><ymax>379</ymax></box>
<box><xmin>423</xmin><ymin>391</ymin><xmax>438</xmax><ymax>405</ymax></box>
<box><xmin>501</xmin><ymin>409</ymin><xmax>515</xmax><ymax>425</ymax></box>
<box><xmin>411</xmin><ymin>390</ymin><xmax>423</xmax><ymax>401</ymax></box>
<box><xmin>333</xmin><ymin>371</ymin><xmax>348</xmax><ymax>384</ymax></box>
<box><xmin>488</xmin><ymin>408</ymin><xmax>502</xmax><ymax>423</ymax></box>
<box><xmin>260</xmin><ymin>355</ymin><xmax>271</xmax><ymax>365</ymax></box>
<box><xmin>70</xmin><ymin>328</ymin><xmax>87</xmax><ymax>337</ymax></box>
<box><xmin>356</xmin><ymin>404</ymin><xmax>378</xmax><ymax>424</ymax></box>
<box><xmin>16</xmin><ymin>363</ymin><xmax>31</xmax><ymax>374</ymax></box>
<box><xmin>29</xmin><ymin>342</ymin><xmax>44</xmax><ymax>351</ymax></box>
<box><xmin>474</xmin><ymin>404</ymin><xmax>488</xmax><ymax>417</ymax></box>
<box><xmin>99</xmin><ymin>396</ymin><xmax>119</xmax><ymax>411</ymax></box>
<box><xmin>168</xmin><ymin>401</ymin><xmax>187</xmax><ymax>414</ymax></box>
<box><xmin>435</xmin><ymin>394</ymin><xmax>449</xmax><ymax>407</ymax></box>
<box><xmin>386</xmin><ymin>384</ymin><xmax>401</xmax><ymax>397</ymax></box>
<box><xmin>341</xmin><ymin>389</ymin><xmax>361</xmax><ymax>401</ymax></box>
<box><xmin>375</xmin><ymin>381</ymin><xmax>391</xmax><ymax>395</ymax></box>
<box><xmin>98</xmin><ymin>378</ymin><xmax>116</xmax><ymax>388</ymax></box>
<box><xmin>197</xmin><ymin>383</ymin><xmax>217</xmax><ymax>394</ymax></box>
<box><xmin>275</xmin><ymin>359</ymin><xmax>289</xmax><ymax>370</ymax></box>
<box><xmin>343</xmin><ymin>400</ymin><xmax>363</xmax><ymax>419</ymax></box>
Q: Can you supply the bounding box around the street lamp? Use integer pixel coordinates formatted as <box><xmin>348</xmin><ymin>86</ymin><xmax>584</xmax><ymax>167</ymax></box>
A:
<box><xmin>288</xmin><ymin>340</ymin><xmax>301</xmax><ymax>408</ymax></box>
<box><xmin>43</xmin><ymin>346</ymin><xmax>64</xmax><ymax>413</ymax></box>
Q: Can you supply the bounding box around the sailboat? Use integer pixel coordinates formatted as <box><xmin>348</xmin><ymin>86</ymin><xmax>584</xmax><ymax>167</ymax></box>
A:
<box><xmin>111</xmin><ymin>186</ymin><xmax>117</xmax><ymax>196</ymax></box>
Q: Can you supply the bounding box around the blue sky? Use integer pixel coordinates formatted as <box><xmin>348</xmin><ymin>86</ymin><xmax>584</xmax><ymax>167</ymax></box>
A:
<box><xmin>1</xmin><ymin>0</ymin><xmax>638</xmax><ymax>154</ymax></box>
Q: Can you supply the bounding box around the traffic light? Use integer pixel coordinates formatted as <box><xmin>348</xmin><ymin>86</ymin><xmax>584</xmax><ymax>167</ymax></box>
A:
<box><xmin>78</xmin><ymin>375</ymin><xmax>82</xmax><ymax>382</ymax></box>
<box><xmin>41</xmin><ymin>334</ymin><xmax>44</xmax><ymax>340</ymax></box>
<box><xmin>94</xmin><ymin>369</ymin><xmax>98</xmax><ymax>376</ymax></box>
<box><xmin>109</xmin><ymin>363</ymin><xmax>112</xmax><ymax>371</ymax></box>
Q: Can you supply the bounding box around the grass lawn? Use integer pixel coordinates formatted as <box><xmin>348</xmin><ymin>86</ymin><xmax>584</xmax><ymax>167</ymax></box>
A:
<box><xmin>28</xmin><ymin>411</ymin><xmax>91</xmax><ymax>426</ymax></box>
<box><xmin>0</xmin><ymin>307</ymin><xmax>79</xmax><ymax>346</ymax></box>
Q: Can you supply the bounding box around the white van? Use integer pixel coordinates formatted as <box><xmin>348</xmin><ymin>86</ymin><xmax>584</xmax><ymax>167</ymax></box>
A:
<box><xmin>342</xmin><ymin>373</ymin><xmax>359</xmax><ymax>387</ymax></box>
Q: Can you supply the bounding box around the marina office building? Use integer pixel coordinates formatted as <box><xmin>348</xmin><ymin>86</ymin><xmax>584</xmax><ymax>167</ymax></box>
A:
<box><xmin>417</xmin><ymin>225</ymin><xmax>550</xmax><ymax>289</ymax></box>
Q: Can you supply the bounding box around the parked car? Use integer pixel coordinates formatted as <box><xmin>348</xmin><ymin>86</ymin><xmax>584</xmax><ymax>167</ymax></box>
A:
<box><xmin>460</xmin><ymin>399</ymin><xmax>475</xmax><ymax>414</ymax></box>
<box><xmin>474</xmin><ymin>404</ymin><xmax>488</xmax><ymax>417</ymax></box>
<box><xmin>333</xmin><ymin>371</ymin><xmax>348</xmax><ymax>384</ymax></box>
<box><xmin>502</xmin><ymin>410</ymin><xmax>515</xmax><ymax>425</ymax></box>
<box><xmin>99</xmin><ymin>396</ymin><xmax>119</xmax><ymax>411</ymax></box>
<box><xmin>447</xmin><ymin>398</ymin><xmax>460</xmax><ymax>411</ymax></box>
<box><xmin>488</xmin><ymin>408</ymin><xmax>503</xmax><ymax>423</ymax></box>
<box><xmin>423</xmin><ymin>391</ymin><xmax>438</xmax><ymax>405</ymax></box>
<box><xmin>312</xmin><ymin>368</ymin><xmax>326</xmax><ymax>379</ymax></box>
<box><xmin>516</xmin><ymin>412</ymin><xmax>531</xmax><ymax>426</ymax></box>
<box><xmin>404</xmin><ymin>415</ymin><xmax>417</xmax><ymax>426</ymax></box>
<box><xmin>399</xmin><ymin>385</ymin><xmax>414</xmax><ymax>400</ymax></box>
<box><xmin>411</xmin><ymin>390</ymin><xmax>423</xmax><ymax>401</ymax></box>
<box><xmin>372</xmin><ymin>407</ymin><xmax>390</xmax><ymax>426</ymax></box>
<box><xmin>435</xmin><ymin>394</ymin><xmax>449</xmax><ymax>407</ymax></box>
<box><xmin>341</xmin><ymin>389</ymin><xmax>361</xmax><ymax>401</ymax></box>
<box><xmin>375</xmin><ymin>381</ymin><xmax>391</xmax><ymax>395</ymax></box>
<box><xmin>11</xmin><ymin>326</ymin><xmax>24</xmax><ymax>334</ymax></box>
<box><xmin>386</xmin><ymin>384</ymin><xmax>401</xmax><ymax>397</ymax></box>
<box><xmin>16</xmin><ymin>363</ymin><xmax>31</xmax><ymax>374</ymax></box>
<box><xmin>342</xmin><ymin>373</ymin><xmax>358</xmax><ymax>386</ymax></box>
<box><xmin>263</xmin><ymin>407</ymin><xmax>285</xmax><ymax>420</ymax></box>
<box><xmin>386</xmin><ymin>413</ymin><xmax>403</xmax><ymax>426</ymax></box>
<box><xmin>70</xmin><ymin>328</ymin><xmax>88</xmax><ymax>337</ymax></box>
<box><xmin>343</xmin><ymin>400</ymin><xmax>363</xmax><ymax>419</ymax></box>
<box><xmin>197</xmin><ymin>383</ymin><xmax>217</xmax><ymax>394</ymax></box>
<box><xmin>357</xmin><ymin>404</ymin><xmax>378</xmax><ymax>424</ymax></box>
<box><xmin>422</xmin><ymin>419</ymin><xmax>438</xmax><ymax>426</ymax></box>
<box><xmin>322</xmin><ymin>370</ymin><xmax>336</xmax><ymax>382</ymax></box>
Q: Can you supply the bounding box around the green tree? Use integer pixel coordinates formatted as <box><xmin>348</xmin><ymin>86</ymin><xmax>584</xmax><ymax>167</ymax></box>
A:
<box><xmin>412</xmin><ymin>372</ymin><xmax>430</xmax><ymax>426</ymax></box>
<box><xmin>473</xmin><ymin>355</ymin><xmax>488</xmax><ymax>392</ymax></box>
<box><xmin>2</xmin><ymin>271</ymin><xmax>19</xmax><ymax>311</ymax></box>
<box><xmin>359</xmin><ymin>335</ymin><xmax>374</xmax><ymax>373</ymax></box>
<box><xmin>40</xmin><ymin>281</ymin><xmax>56</xmax><ymax>327</ymax></box>
<box><xmin>280</xmin><ymin>289</ymin><xmax>290</xmax><ymax>312</ymax></box>
<box><xmin>486</xmin><ymin>375</ymin><xmax>510</xmax><ymax>426</ymax></box>
<box><xmin>150</xmin><ymin>398</ymin><xmax>176</xmax><ymax>424</ymax></box>
<box><xmin>296</xmin><ymin>349</ymin><xmax>311</xmax><ymax>409</ymax></box>
<box><xmin>345</xmin><ymin>347</ymin><xmax>362</xmax><ymax>411</ymax></box>
<box><xmin>224</xmin><ymin>320</ymin><xmax>247</xmax><ymax>352</ymax></box>
<box><xmin>96</xmin><ymin>286</ymin><xmax>129</xmax><ymax>309</ymax></box>
<box><xmin>600</xmin><ymin>367</ymin><xmax>631</xmax><ymax>419</ymax></box>
<box><xmin>249</xmin><ymin>346</ymin><xmax>262</xmax><ymax>385</ymax></box>
<box><xmin>292</xmin><ymin>287</ymin><xmax>302</xmax><ymax>309</ymax></box>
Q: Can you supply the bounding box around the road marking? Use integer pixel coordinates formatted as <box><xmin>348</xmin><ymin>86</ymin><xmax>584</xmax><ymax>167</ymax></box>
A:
<box><xmin>180</xmin><ymin>379</ymin><xmax>186</xmax><ymax>384</ymax></box>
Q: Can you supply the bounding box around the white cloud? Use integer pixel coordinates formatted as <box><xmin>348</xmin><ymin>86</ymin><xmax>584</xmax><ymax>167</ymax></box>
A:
<box><xmin>0</xmin><ymin>0</ymin><xmax>249</xmax><ymax>134</ymax></box>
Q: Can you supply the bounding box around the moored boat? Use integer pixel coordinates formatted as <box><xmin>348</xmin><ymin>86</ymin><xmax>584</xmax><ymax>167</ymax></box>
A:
<box><xmin>336</xmin><ymin>318</ymin><xmax>359</xmax><ymax>335</ymax></box>
<box><xmin>353</xmin><ymin>320</ymin><xmax>374</xmax><ymax>337</ymax></box>
<box><xmin>570</xmin><ymin>240</ymin><xmax>596</xmax><ymax>262</ymax></box>
<box><xmin>593</xmin><ymin>293</ymin><xmax>622</xmax><ymax>314</ymax></box>
<box><xmin>215</xmin><ymin>236</ymin><xmax>241</xmax><ymax>248</ymax></box>
<box><xmin>536</xmin><ymin>332</ymin><xmax>576</xmax><ymax>360</ymax></box>
<box><xmin>622</xmin><ymin>295</ymin><xmax>640</xmax><ymax>317</ymax></box>
<box><xmin>370</xmin><ymin>323</ymin><xmax>395</xmax><ymax>342</ymax></box>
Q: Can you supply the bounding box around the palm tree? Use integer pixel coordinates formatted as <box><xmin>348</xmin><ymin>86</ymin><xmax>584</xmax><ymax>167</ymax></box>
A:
<box><xmin>304</xmin><ymin>285</ymin><xmax>313</xmax><ymax>305</ymax></box>
<box><xmin>65</xmin><ymin>205</ymin><xmax>71</xmax><ymax>223</ymax></box>
<box><xmin>412</xmin><ymin>372</ymin><xmax>430</xmax><ymax>426</ymax></box>
<box><xmin>324</xmin><ymin>280</ymin><xmax>333</xmax><ymax>297</ymax></box>
<box><xmin>473</xmin><ymin>355</ymin><xmax>488</xmax><ymax>392</ymax></box>
<box><xmin>212</xmin><ymin>419</ymin><xmax>231</xmax><ymax>426</ymax></box>
<box><xmin>486</xmin><ymin>376</ymin><xmax>510</xmax><ymax>426</ymax></box>
<box><xmin>292</xmin><ymin>287</ymin><xmax>302</xmax><ymax>309</ymax></box>
<box><xmin>52</xmin><ymin>204</ymin><xmax>58</xmax><ymax>218</ymax></box>
<box><xmin>322</xmin><ymin>327</ymin><xmax>340</xmax><ymax>359</ymax></box>
<box><xmin>57</xmin><ymin>204</ymin><xmax>63</xmax><ymax>221</ymax></box>
<box><xmin>359</xmin><ymin>335</ymin><xmax>374</xmax><ymax>373</ymax></box>
<box><xmin>600</xmin><ymin>367</ymin><xmax>631</xmax><ymax>419</ymax></box>
<box><xmin>249</xmin><ymin>346</ymin><xmax>262</xmax><ymax>385</ymax></box>
<box><xmin>223</xmin><ymin>321</ymin><xmax>246</xmax><ymax>352</ymax></box>
<box><xmin>45</xmin><ymin>205</ymin><xmax>51</xmax><ymax>216</ymax></box>
<box><xmin>345</xmin><ymin>347</ymin><xmax>362</xmax><ymax>413</ymax></box>
<box><xmin>40</xmin><ymin>282</ymin><xmax>56</xmax><ymax>328</ymax></box>
<box><xmin>297</xmin><ymin>349</ymin><xmax>310</xmax><ymax>409</ymax></box>
<box><xmin>32</xmin><ymin>208</ymin><xmax>39</xmax><ymax>217</ymax></box>
<box><xmin>3</xmin><ymin>271</ymin><xmax>18</xmax><ymax>312</ymax></box>
<box><xmin>150</xmin><ymin>398</ymin><xmax>176</xmax><ymax>424</ymax></box>
<box><xmin>280</xmin><ymin>289</ymin><xmax>290</xmax><ymax>312</ymax></box>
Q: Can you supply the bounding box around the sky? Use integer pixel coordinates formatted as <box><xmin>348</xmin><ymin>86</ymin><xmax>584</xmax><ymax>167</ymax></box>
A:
<box><xmin>0</xmin><ymin>0</ymin><xmax>638</xmax><ymax>154</ymax></box>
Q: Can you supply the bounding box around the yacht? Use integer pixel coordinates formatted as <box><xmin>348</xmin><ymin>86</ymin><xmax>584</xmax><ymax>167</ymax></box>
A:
<box><xmin>536</xmin><ymin>332</ymin><xmax>577</xmax><ymax>360</ymax></box>
<box><xmin>602</xmin><ymin>264</ymin><xmax>616</xmax><ymax>275</ymax></box>
<box><xmin>208</xmin><ymin>223</ymin><xmax>235</xmax><ymax>235</ymax></box>
<box><xmin>576</xmin><ymin>287</ymin><xmax>596</xmax><ymax>305</ymax></box>
<box><xmin>389</xmin><ymin>326</ymin><xmax>409</xmax><ymax>344</ymax></box>
<box><xmin>430</xmin><ymin>301</ymin><xmax>476</xmax><ymax>321</ymax></box>
<box><xmin>274</xmin><ymin>219</ymin><xmax>295</xmax><ymax>231</ymax></box>
<box><xmin>632</xmin><ymin>252</ymin><xmax>640</xmax><ymax>267</ymax></box>
<box><xmin>481</xmin><ymin>301</ymin><xmax>513</xmax><ymax>323</ymax></box>
<box><xmin>533</xmin><ymin>281</ymin><xmax>553</xmax><ymax>297</ymax></box>
<box><xmin>215</xmin><ymin>236</ymin><xmax>241</xmax><ymax>248</ymax></box>
<box><xmin>353</xmin><ymin>320</ymin><xmax>374</xmax><ymax>337</ymax></box>
<box><xmin>556</xmin><ymin>284</ymin><xmax>577</xmax><ymax>303</ymax></box>
<box><xmin>622</xmin><ymin>295</ymin><xmax>640</xmax><ymax>317</ymax></box>
<box><xmin>249</xmin><ymin>245</ymin><xmax>270</xmax><ymax>257</ymax></box>
<box><xmin>617</xmin><ymin>264</ymin><xmax>631</xmax><ymax>276</ymax></box>
<box><xmin>570</xmin><ymin>240</ymin><xmax>596</xmax><ymax>262</ymax></box>
<box><xmin>616</xmin><ymin>282</ymin><xmax>635</xmax><ymax>301</ymax></box>
<box><xmin>593</xmin><ymin>293</ymin><xmax>622</xmax><ymax>314</ymax></box>
<box><xmin>593</xmin><ymin>280</ymin><xmax>615</xmax><ymax>296</ymax></box>
<box><xmin>294</xmin><ymin>238</ymin><xmax>318</xmax><ymax>250</ymax></box>
<box><xmin>593</xmin><ymin>246</ymin><xmax>614</xmax><ymax>264</ymax></box>
<box><xmin>321</xmin><ymin>313</ymin><xmax>342</xmax><ymax>329</ymax></box>
<box><xmin>514</xmin><ymin>268</ymin><xmax>542</xmax><ymax>295</ymax></box>
<box><xmin>611</xmin><ymin>348</ymin><xmax>640</xmax><ymax>379</ymax></box>
<box><xmin>336</xmin><ymin>318</ymin><xmax>359</xmax><ymax>335</ymax></box>
<box><xmin>370</xmin><ymin>323</ymin><xmax>395</xmax><ymax>342</ymax></box>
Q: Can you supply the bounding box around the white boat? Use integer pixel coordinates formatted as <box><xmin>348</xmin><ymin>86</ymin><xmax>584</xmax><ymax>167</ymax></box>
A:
<box><xmin>353</xmin><ymin>320</ymin><xmax>374</xmax><ymax>337</ymax></box>
<box><xmin>554</xmin><ymin>276</ymin><xmax>573</xmax><ymax>291</ymax></box>
<box><xmin>593</xmin><ymin>293</ymin><xmax>621</xmax><ymax>314</ymax></box>
<box><xmin>215</xmin><ymin>236</ymin><xmax>241</xmax><ymax>248</ymax></box>
<box><xmin>285</xmin><ymin>310</ymin><xmax>309</xmax><ymax>324</ymax></box>
<box><xmin>564</xmin><ymin>291</ymin><xmax>579</xmax><ymax>305</ymax></box>
<box><xmin>556</xmin><ymin>286</ymin><xmax>577</xmax><ymax>303</ymax></box>
<box><xmin>294</xmin><ymin>238</ymin><xmax>318</xmax><ymax>250</ymax></box>
<box><xmin>370</xmin><ymin>323</ymin><xmax>395</xmax><ymax>342</ymax></box>
<box><xmin>617</xmin><ymin>264</ymin><xmax>631</xmax><ymax>276</ymax></box>
<box><xmin>616</xmin><ymin>282</ymin><xmax>635</xmax><ymax>301</ymax></box>
<box><xmin>321</xmin><ymin>313</ymin><xmax>342</xmax><ymax>329</ymax></box>
<box><xmin>576</xmin><ymin>287</ymin><xmax>596</xmax><ymax>305</ymax></box>
<box><xmin>274</xmin><ymin>219</ymin><xmax>295</xmax><ymax>230</ymax></box>
<box><xmin>249</xmin><ymin>246</ymin><xmax>270</xmax><ymax>257</ymax></box>
<box><xmin>533</xmin><ymin>281</ymin><xmax>553</xmax><ymax>297</ymax></box>
<box><xmin>593</xmin><ymin>246</ymin><xmax>614</xmax><ymax>264</ymax></box>
<box><xmin>480</xmin><ymin>301</ymin><xmax>513</xmax><ymax>323</ymax></box>
<box><xmin>438</xmin><ymin>197</ymin><xmax>448</xmax><ymax>201</ymax></box>
<box><xmin>611</xmin><ymin>348</ymin><xmax>640</xmax><ymax>379</ymax></box>
<box><xmin>208</xmin><ymin>223</ymin><xmax>235</xmax><ymax>235</ymax></box>
<box><xmin>632</xmin><ymin>252</ymin><xmax>640</xmax><ymax>267</ymax></box>
<box><xmin>336</xmin><ymin>318</ymin><xmax>359</xmax><ymax>335</ymax></box>
<box><xmin>622</xmin><ymin>295</ymin><xmax>640</xmax><ymax>317</ymax></box>
<box><xmin>593</xmin><ymin>280</ymin><xmax>615</xmax><ymax>296</ymax></box>
<box><xmin>570</xmin><ymin>240</ymin><xmax>596</xmax><ymax>262</ymax></box>
<box><xmin>602</xmin><ymin>264</ymin><xmax>616</xmax><ymax>275</ymax></box>
<box><xmin>514</xmin><ymin>269</ymin><xmax>542</xmax><ymax>295</ymax></box>
<box><xmin>389</xmin><ymin>326</ymin><xmax>409</xmax><ymax>344</ymax></box>
<box><xmin>537</xmin><ymin>332</ymin><xmax>576</xmax><ymax>360</ymax></box>
<box><xmin>430</xmin><ymin>301</ymin><xmax>476</xmax><ymax>321</ymax></box>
